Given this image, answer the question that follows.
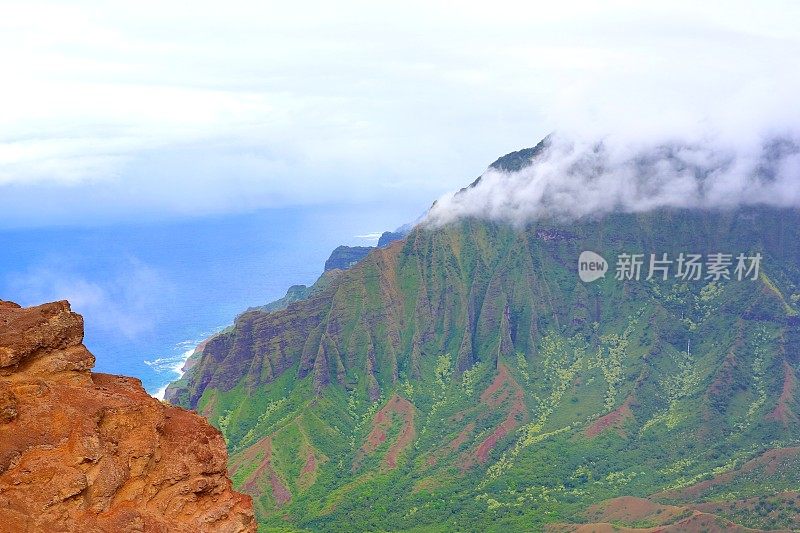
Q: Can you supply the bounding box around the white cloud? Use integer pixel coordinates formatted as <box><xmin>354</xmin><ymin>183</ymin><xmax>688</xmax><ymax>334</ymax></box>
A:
<box><xmin>354</xmin><ymin>232</ymin><xmax>383</xmax><ymax>244</ymax></box>
<box><xmin>426</xmin><ymin>133</ymin><xmax>800</xmax><ymax>226</ymax></box>
<box><xmin>7</xmin><ymin>257</ymin><xmax>170</xmax><ymax>339</ymax></box>
<box><xmin>1</xmin><ymin>1</ymin><xmax>800</xmax><ymax>226</ymax></box>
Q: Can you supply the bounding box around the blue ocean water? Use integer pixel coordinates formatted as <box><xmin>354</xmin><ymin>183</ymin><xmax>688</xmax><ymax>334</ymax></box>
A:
<box><xmin>0</xmin><ymin>203</ymin><xmax>418</xmax><ymax>396</ymax></box>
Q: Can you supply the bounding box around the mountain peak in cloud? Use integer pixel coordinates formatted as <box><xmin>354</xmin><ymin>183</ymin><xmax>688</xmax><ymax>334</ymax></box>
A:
<box><xmin>425</xmin><ymin>132</ymin><xmax>800</xmax><ymax>227</ymax></box>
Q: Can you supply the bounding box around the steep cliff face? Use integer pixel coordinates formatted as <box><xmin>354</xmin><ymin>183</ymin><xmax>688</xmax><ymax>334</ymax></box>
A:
<box><xmin>170</xmin><ymin>208</ymin><xmax>800</xmax><ymax>412</ymax></box>
<box><xmin>0</xmin><ymin>300</ymin><xmax>255</xmax><ymax>533</ymax></box>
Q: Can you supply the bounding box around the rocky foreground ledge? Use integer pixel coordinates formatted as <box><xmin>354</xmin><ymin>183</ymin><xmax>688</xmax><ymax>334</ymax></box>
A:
<box><xmin>0</xmin><ymin>300</ymin><xmax>255</xmax><ymax>532</ymax></box>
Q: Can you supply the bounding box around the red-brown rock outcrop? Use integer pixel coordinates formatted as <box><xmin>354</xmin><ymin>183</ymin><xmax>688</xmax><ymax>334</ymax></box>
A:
<box><xmin>0</xmin><ymin>300</ymin><xmax>255</xmax><ymax>533</ymax></box>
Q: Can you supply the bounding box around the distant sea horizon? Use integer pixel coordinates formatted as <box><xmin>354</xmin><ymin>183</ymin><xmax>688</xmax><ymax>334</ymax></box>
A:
<box><xmin>0</xmin><ymin>203</ymin><xmax>420</xmax><ymax>396</ymax></box>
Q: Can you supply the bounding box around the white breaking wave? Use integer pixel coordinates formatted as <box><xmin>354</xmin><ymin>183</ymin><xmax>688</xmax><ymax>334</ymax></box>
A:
<box><xmin>152</xmin><ymin>384</ymin><xmax>170</xmax><ymax>402</ymax></box>
<box><xmin>148</xmin><ymin>345</ymin><xmax>196</xmax><ymax>401</ymax></box>
<box><xmin>147</xmin><ymin>326</ymin><xmax>226</xmax><ymax>400</ymax></box>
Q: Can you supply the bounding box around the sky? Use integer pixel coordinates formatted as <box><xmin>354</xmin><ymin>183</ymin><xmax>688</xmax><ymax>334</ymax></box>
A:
<box><xmin>2</xmin><ymin>0</ymin><xmax>800</xmax><ymax>228</ymax></box>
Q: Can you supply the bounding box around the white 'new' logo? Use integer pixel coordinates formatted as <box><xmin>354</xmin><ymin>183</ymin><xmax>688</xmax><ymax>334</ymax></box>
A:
<box><xmin>578</xmin><ymin>251</ymin><xmax>608</xmax><ymax>282</ymax></box>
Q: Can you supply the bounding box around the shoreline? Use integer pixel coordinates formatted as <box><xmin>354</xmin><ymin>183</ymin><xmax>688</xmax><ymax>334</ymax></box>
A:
<box><xmin>148</xmin><ymin>332</ymin><xmax>219</xmax><ymax>400</ymax></box>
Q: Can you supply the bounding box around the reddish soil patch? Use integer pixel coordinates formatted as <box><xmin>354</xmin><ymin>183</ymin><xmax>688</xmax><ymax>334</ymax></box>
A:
<box><xmin>296</xmin><ymin>444</ymin><xmax>325</xmax><ymax>491</ymax></box>
<box><xmin>699</xmin><ymin>325</ymin><xmax>743</xmax><ymax>440</ymax></box>
<box><xmin>691</xmin><ymin>490</ymin><xmax>800</xmax><ymax>526</ymax></box>
<box><xmin>268</xmin><ymin>470</ymin><xmax>292</xmax><ymax>507</ymax></box>
<box><xmin>585</xmin><ymin>496</ymin><xmax>683</xmax><ymax>524</ymax></box>
<box><xmin>667</xmin><ymin>510</ymin><xmax>760</xmax><ymax>532</ymax></box>
<box><xmin>475</xmin><ymin>365</ymin><xmax>527</xmax><ymax>464</ymax></box>
<box><xmin>233</xmin><ymin>436</ymin><xmax>292</xmax><ymax>508</ymax></box>
<box><xmin>230</xmin><ymin>434</ymin><xmax>269</xmax><ymax>480</ymax></box>
<box><xmin>699</xmin><ymin>491</ymin><xmax>800</xmax><ymax>530</ymax></box>
<box><xmin>767</xmin><ymin>359</ymin><xmax>798</xmax><ymax>425</ymax></box>
<box><xmin>586</xmin><ymin>394</ymin><xmax>634</xmax><ymax>438</ymax></box>
<box><xmin>546</xmin><ymin>525</ymin><xmax>648</xmax><ymax>532</ymax></box>
<box><xmin>707</xmin><ymin>342</ymin><xmax>740</xmax><ymax>398</ymax></box>
<box><xmin>355</xmin><ymin>394</ymin><xmax>415</xmax><ymax>470</ymax></box>
<box><xmin>199</xmin><ymin>393</ymin><xmax>218</xmax><ymax>419</ymax></box>
<box><xmin>480</xmin><ymin>363</ymin><xmax>514</xmax><ymax>406</ymax></box>
<box><xmin>474</xmin><ymin>406</ymin><xmax>521</xmax><ymax>463</ymax></box>
<box><xmin>552</xmin><ymin>496</ymin><xmax>767</xmax><ymax>532</ymax></box>
<box><xmin>656</xmin><ymin>447</ymin><xmax>800</xmax><ymax>500</ymax></box>
<box><xmin>549</xmin><ymin>512</ymin><xmax>757</xmax><ymax>533</ymax></box>
<box><xmin>426</xmin><ymin>422</ymin><xmax>476</xmax><ymax>467</ymax></box>
<box><xmin>301</xmin><ymin>451</ymin><xmax>316</xmax><ymax>475</ymax></box>
<box><xmin>447</xmin><ymin>422</ymin><xmax>475</xmax><ymax>452</ymax></box>
<box><xmin>385</xmin><ymin>397</ymin><xmax>415</xmax><ymax>468</ymax></box>
<box><xmin>459</xmin><ymin>364</ymin><xmax>527</xmax><ymax>469</ymax></box>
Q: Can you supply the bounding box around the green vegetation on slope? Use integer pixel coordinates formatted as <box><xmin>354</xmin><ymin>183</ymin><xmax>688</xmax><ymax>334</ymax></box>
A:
<box><xmin>169</xmin><ymin>207</ymin><xmax>800</xmax><ymax>532</ymax></box>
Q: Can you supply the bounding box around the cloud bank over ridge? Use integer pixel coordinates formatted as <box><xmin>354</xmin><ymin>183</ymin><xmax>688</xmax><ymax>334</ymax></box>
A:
<box><xmin>426</xmin><ymin>130</ymin><xmax>800</xmax><ymax>226</ymax></box>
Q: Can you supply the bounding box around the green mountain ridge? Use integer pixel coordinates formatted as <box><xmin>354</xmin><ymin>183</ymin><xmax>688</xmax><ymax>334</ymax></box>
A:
<box><xmin>167</xmin><ymin>148</ymin><xmax>800</xmax><ymax>532</ymax></box>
